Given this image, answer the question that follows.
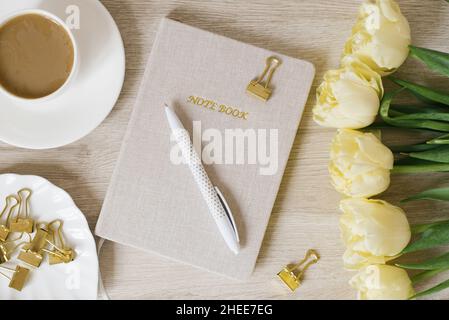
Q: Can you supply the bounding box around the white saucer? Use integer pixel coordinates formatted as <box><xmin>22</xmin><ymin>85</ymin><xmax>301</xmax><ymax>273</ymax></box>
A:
<box><xmin>0</xmin><ymin>0</ymin><xmax>125</xmax><ymax>149</ymax></box>
<box><xmin>0</xmin><ymin>174</ymin><xmax>98</xmax><ymax>300</ymax></box>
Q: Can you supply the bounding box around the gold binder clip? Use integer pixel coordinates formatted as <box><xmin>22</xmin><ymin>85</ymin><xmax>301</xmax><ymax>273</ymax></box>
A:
<box><xmin>277</xmin><ymin>249</ymin><xmax>320</xmax><ymax>292</ymax></box>
<box><xmin>0</xmin><ymin>233</ymin><xmax>31</xmax><ymax>264</ymax></box>
<box><xmin>0</xmin><ymin>265</ymin><xmax>30</xmax><ymax>291</ymax></box>
<box><xmin>43</xmin><ymin>220</ymin><xmax>75</xmax><ymax>265</ymax></box>
<box><xmin>18</xmin><ymin>225</ymin><xmax>48</xmax><ymax>267</ymax></box>
<box><xmin>0</xmin><ymin>243</ymin><xmax>9</xmax><ymax>264</ymax></box>
<box><xmin>246</xmin><ymin>56</ymin><xmax>281</xmax><ymax>102</ymax></box>
<box><xmin>0</xmin><ymin>195</ymin><xmax>19</xmax><ymax>242</ymax></box>
<box><xmin>9</xmin><ymin>189</ymin><xmax>34</xmax><ymax>234</ymax></box>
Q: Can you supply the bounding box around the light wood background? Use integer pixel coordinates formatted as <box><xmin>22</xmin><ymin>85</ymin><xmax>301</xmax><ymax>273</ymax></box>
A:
<box><xmin>1</xmin><ymin>0</ymin><xmax>448</xmax><ymax>300</ymax></box>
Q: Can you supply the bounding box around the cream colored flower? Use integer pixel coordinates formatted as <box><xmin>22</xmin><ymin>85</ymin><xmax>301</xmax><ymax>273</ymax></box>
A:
<box><xmin>340</xmin><ymin>198</ymin><xmax>411</xmax><ymax>270</ymax></box>
<box><xmin>344</xmin><ymin>0</ymin><xmax>411</xmax><ymax>75</ymax></box>
<box><xmin>313</xmin><ymin>57</ymin><xmax>383</xmax><ymax>129</ymax></box>
<box><xmin>350</xmin><ymin>265</ymin><xmax>414</xmax><ymax>300</ymax></box>
<box><xmin>329</xmin><ymin>129</ymin><xmax>393</xmax><ymax>198</ymax></box>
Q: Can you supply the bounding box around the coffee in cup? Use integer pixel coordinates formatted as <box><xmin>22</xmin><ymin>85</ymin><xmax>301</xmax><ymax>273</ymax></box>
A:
<box><xmin>0</xmin><ymin>10</ymin><xmax>77</xmax><ymax>100</ymax></box>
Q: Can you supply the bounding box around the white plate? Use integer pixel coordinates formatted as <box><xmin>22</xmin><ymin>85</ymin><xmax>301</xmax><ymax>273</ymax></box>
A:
<box><xmin>0</xmin><ymin>174</ymin><xmax>98</xmax><ymax>300</ymax></box>
<box><xmin>0</xmin><ymin>0</ymin><xmax>125</xmax><ymax>149</ymax></box>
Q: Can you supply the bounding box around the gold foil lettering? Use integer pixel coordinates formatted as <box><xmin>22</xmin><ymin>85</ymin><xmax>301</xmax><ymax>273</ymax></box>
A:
<box><xmin>187</xmin><ymin>96</ymin><xmax>249</xmax><ymax>120</ymax></box>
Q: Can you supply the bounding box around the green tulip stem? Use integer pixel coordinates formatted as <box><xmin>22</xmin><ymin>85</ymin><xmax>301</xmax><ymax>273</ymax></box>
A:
<box><xmin>392</xmin><ymin>163</ymin><xmax>449</xmax><ymax>173</ymax></box>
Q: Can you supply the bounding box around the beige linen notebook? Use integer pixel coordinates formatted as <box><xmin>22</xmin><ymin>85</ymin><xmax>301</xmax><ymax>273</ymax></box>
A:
<box><xmin>95</xmin><ymin>18</ymin><xmax>315</xmax><ymax>280</ymax></box>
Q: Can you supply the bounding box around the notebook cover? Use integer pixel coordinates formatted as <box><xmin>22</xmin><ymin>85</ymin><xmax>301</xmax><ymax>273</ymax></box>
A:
<box><xmin>95</xmin><ymin>18</ymin><xmax>315</xmax><ymax>280</ymax></box>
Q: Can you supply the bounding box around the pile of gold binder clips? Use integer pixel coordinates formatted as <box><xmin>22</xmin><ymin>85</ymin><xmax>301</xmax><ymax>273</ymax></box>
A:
<box><xmin>0</xmin><ymin>188</ymin><xmax>75</xmax><ymax>291</ymax></box>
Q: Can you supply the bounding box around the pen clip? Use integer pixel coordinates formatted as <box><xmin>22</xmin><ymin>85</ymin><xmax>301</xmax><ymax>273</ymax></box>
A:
<box><xmin>214</xmin><ymin>186</ymin><xmax>240</xmax><ymax>243</ymax></box>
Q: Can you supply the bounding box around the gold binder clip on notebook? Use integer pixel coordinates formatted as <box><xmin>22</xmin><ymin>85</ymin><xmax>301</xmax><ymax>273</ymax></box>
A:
<box><xmin>0</xmin><ymin>265</ymin><xmax>30</xmax><ymax>291</ymax></box>
<box><xmin>9</xmin><ymin>188</ymin><xmax>34</xmax><ymax>234</ymax></box>
<box><xmin>246</xmin><ymin>56</ymin><xmax>281</xmax><ymax>102</ymax></box>
<box><xmin>277</xmin><ymin>249</ymin><xmax>320</xmax><ymax>292</ymax></box>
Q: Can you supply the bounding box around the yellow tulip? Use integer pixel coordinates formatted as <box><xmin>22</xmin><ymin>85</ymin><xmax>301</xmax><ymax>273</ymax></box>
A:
<box><xmin>350</xmin><ymin>264</ymin><xmax>414</xmax><ymax>300</ymax></box>
<box><xmin>340</xmin><ymin>198</ymin><xmax>411</xmax><ymax>270</ymax></box>
<box><xmin>344</xmin><ymin>0</ymin><xmax>411</xmax><ymax>75</ymax></box>
<box><xmin>313</xmin><ymin>56</ymin><xmax>383</xmax><ymax>129</ymax></box>
<box><xmin>329</xmin><ymin>129</ymin><xmax>393</xmax><ymax>198</ymax></box>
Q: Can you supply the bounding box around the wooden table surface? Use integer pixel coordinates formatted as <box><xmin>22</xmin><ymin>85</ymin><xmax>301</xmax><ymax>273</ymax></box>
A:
<box><xmin>1</xmin><ymin>0</ymin><xmax>448</xmax><ymax>300</ymax></box>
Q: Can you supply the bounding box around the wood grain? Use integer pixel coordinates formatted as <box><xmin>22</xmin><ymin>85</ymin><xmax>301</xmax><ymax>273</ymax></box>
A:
<box><xmin>1</xmin><ymin>0</ymin><xmax>448</xmax><ymax>299</ymax></box>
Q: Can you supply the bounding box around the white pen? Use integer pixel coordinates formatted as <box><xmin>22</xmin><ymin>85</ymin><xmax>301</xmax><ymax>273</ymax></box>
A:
<box><xmin>164</xmin><ymin>104</ymin><xmax>240</xmax><ymax>255</ymax></box>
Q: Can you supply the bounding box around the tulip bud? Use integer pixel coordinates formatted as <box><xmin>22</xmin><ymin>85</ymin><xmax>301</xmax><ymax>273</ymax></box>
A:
<box><xmin>344</xmin><ymin>0</ymin><xmax>411</xmax><ymax>75</ymax></box>
<box><xmin>350</xmin><ymin>264</ymin><xmax>414</xmax><ymax>300</ymax></box>
<box><xmin>340</xmin><ymin>198</ymin><xmax>411</xmax><ymax>270</ymax></box>
<box><xmin>313</xmin><ymin>57</ymin><xmax>383</xmax><ymax>129</ymax></box>
<box><xmin>329</xmin><ymin>129</ymin><xmax>393</xmax><ymax>198</ymax></box>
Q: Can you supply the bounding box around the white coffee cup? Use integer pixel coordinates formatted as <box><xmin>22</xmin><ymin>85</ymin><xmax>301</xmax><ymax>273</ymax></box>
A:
<box><xmin>0</xmin><ymin>9</ymin><xmax>79</xmax><ymax>103</ymax></box>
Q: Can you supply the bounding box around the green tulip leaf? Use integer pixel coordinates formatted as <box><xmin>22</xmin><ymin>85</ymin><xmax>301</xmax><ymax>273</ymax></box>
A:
<box><xmin>390</xmin><ymin>143</ymin><xmax>441</xmax><ymax>153</ymax></box>
<box><xmin>380</xmin><ymin>90</ymin><xmax>449</xmax><ymax>132</ymax></box>
<box><xmin>401</xmin><ymin>221</ymin><xmax>449</xmax><ymax>253</ymax></box>
<box><xmin>366</xmin><ymin>122</ymin><xmax>398</xmax><ymax>130</ymax></box>
<box><xmin>411</xmin><ymin>268</ymin><xmax>449</xmax><ymax>285</ymax></box>
<box><xmin>409</xmin><ymin>145</ymin><xmax>449</xmax><ymax>163</ymax></box>
<box><xmin>411</xmin><ymin>220</ymin><xmax>449</xmax><ymax>234</ymax></box>
<box><xmin>397</xmin><ymin>252</ymin><xmax>449</xmax><ymax>270</ymax></box>
<box><xmin>402</xmin><ymin>187</ymin><xmax>449</xmax><ymax>203</ymax></box>
<box><xmin>391</xmin><ymin>104</ymin><xmax>447</xmax><ymax>114</ymax></box>
<box><xmin>393</xmin><ymin>158</ymin><xmax>449</xmax><ymax>174</ymax></box>
<box><xmin>410</xmin><ymin>46</ymin><xmax>449</xmax><ymax>78</ymax></box>
<box><xmin>411</xmin><ymin>278</ymin><xmax>449</xmax><ymax>300</ymax></box>
<box><xmin>390</xmin><ymin>78</ymin><xmax>449</xmax><ymax>106</ymax></box>
<box><xmin>427</xmin><ymin>133</ymin><xmax>449</xmax><ymax>144</ymax></box>
<box><xmin>395</xmin><ymin>158</ymin><xmax>437</xmax><ymax>165</ymax></box>
<box><xmin>395</xmin><ymin>112</ymin><xmax>449</xmax><ymax>122</ymax></box>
